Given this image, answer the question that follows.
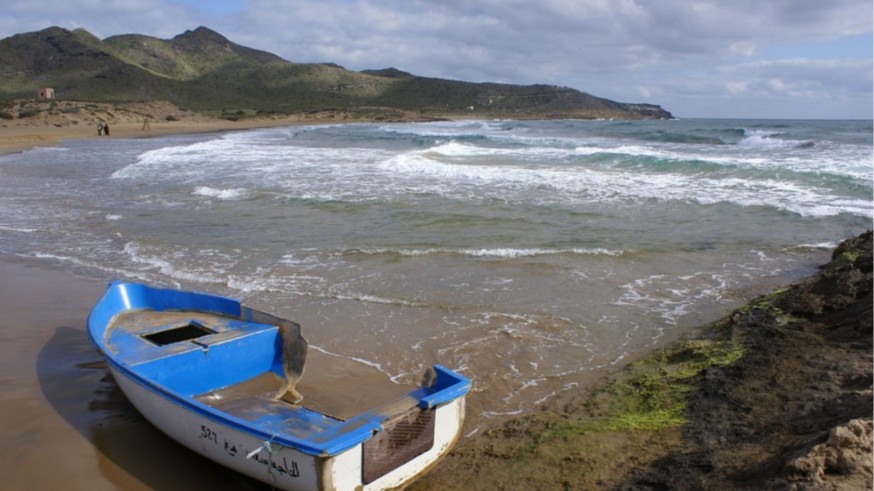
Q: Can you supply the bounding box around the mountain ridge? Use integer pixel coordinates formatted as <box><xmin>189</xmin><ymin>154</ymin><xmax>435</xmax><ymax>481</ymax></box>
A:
<box><xmin>0</xmin><ymin>26</ymin><xmax>672</xmax><ymax>120</ymax></box>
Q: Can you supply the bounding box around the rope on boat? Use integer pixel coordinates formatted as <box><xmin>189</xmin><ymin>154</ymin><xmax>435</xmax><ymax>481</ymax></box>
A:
<box><xmin>247</xmin><ymin>435</ymin><xmax>281</xmax><ymax>489</ymax></box>
<box><xmin>246</xmin><ymin>440</ymin><xmax>275</xmax><ymax>459</ymax></box>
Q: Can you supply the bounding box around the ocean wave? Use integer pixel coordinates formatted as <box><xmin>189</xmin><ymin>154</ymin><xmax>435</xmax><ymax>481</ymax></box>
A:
<box><xmin>425</xmin><ymin>141</ymin><xmax>502</xmax><ymax>158</ymax></box>
<box><xmin>613</xmin><ymin>271</ymin><xmax>735</xmax><ymax>327</ymax></box>
<box><xmin>326</xmin><ymin>291</ymin><xmax>431</xmax><ymax>308</ymax></box>
<box><xmin>738</xmin><ymin>134</ymin><xmax>808</xmax><ymax>150</ymax></box>
<box><xmin>343</xmin><ymin>247</ymin><xmax>626</xmax><ymax>258</ymax></box>
<box><xmin>421</xmin><ymin>140</ymin><xmax>569</xmax><ymax>161</ymax></box>
<box><xmin>0</xmin><ymin>224</ymin><xmax>38</xmax><ymax>233</ymax></box>
<box><xmin>625</xmin><ymin>129</ymin><xmax>727</xmax><ymax>145</ymax></box>
<box><xmin>112</xmin><ymin>133</ymin><xmax>299</xmax><ymax>181</ymax></box>
<box><xmin>29</xmin><ymin>251</ymin><xmax>134</xmax><ymax>279</ymax></box>
<box><xmin>380</xmin><ymin>148</ymin><xmax>870</xmax><ymax>218</ymax></box>
<box><xmin>122</xmin><ymin>242</ymin><xmax>227</xmax><ymax>285</ymax></box>
<box><xmin>308</xmin><ymin>345</ymin><xmax>390</xmax><ymax>377</ymax></box>
<box><xmin>378</xmin><ymin>120</ymin><xmax>503</xmax><ymax>138</ymax></box>
<box><xmin>192</xmin><ymin>186</ymin><xmax>255</xmax><ymax>200</ymax></box>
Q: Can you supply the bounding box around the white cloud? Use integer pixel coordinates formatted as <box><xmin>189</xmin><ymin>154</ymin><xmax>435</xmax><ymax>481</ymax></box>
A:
<box><xmin>638</xmin><ymin>57</ymin><xmax>874</xmax><ymax>118</ymax></box>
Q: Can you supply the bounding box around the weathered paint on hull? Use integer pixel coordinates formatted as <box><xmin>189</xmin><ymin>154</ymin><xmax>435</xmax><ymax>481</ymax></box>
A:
<box><xmin>112</xmin><ymin>365</ymin><xmax>466</xmax><ymax>490</ymax></box>
<box><xmin>89</xmin><ymin>282</ymin><xmax>470</xmax><ymax>491</ymax></box>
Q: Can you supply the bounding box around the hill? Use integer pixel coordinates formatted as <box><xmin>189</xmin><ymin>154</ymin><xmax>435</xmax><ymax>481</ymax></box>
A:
<box><xmin>0</xmin><ymin>26</ymin><xmax>672</xmax><ymax>120</ymax></box>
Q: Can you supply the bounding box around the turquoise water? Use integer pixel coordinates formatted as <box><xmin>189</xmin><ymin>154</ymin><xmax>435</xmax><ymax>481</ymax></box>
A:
<box><xmin>1</xmin><ymin>118</ymin><xmax>870</xmax><ymax>428</ymax></box>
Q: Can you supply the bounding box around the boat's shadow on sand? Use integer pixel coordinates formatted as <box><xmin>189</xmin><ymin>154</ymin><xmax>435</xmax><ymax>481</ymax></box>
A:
<box><xmin>37</xmin><ymin>326</ymin><xmax>270</xmax><ymax>490</ymax></box>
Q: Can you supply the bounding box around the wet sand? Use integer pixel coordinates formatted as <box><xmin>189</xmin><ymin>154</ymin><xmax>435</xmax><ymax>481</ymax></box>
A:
<box><xmin>0</xmin><ymin>105</ymin><xmax>449</xmax><ymax>490</ymax></box>
<box><xmin>0</xmin><ymin>256</ymin><xmax>414</xmax><ymax>490</ymax></box>
<box><xmin>0</xmin><ymin>257</ymin><xmax>248</xmax><ymax>490</ymax></box>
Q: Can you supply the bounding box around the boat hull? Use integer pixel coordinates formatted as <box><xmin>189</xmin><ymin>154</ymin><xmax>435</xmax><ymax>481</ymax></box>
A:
<box><xmin>88</xmin><ymin>281</ymin><xmax>470</xmax><ymax>491</ymax></box>
<box><xmin>110</xmin><ymin>363</ymin><xmax>466</xmax><ymax>490</ymax></box>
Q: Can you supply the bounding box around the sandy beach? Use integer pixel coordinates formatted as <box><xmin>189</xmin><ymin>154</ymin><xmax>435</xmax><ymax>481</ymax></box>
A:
<box><xmin>0</xmin><ymin>255</ymin><xmax>418</xmax><ymax>490</ymax></box>
<box><xmin>0</xmin><ymin>99</ymin><xmax>450</xmax><ymax>155</ymax></box>
<box><xmin>0</xmin><ymin>119</ymin><xmax>296</xmax><ymax>154</ymax></box>
<box><xmin>0</xmin><ymin>107</ymin><xmax>320</xmax><ymax>155</ymax></box>
<box><xmin>1</xmin><ymin>105</ymin><xmax>870</xmax><ymax>490</ymax></box>
<box><xmin>0</xmin><ymin>101</ymin><xmax>420</xmax><ymax>489</ymax></box>
<box><xmin>0</xmin><ymin>257</ymin><xmax>279</xmax><ymax>490</ymax></box>
<box><xmin>4</xmin><ymin>234</ymin><xmax>869</xmax><ymax>491</ymax></box>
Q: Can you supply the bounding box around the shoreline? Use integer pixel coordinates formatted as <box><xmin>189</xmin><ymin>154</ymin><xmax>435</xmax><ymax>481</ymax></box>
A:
<box><xmin>0</xmin><ymin>99</ymin><xmax>469</xmax><ymax>155</ymax></box>
<box><xmin>3</xmin><ymin>105</ymin><xmax>871</xmax><ymax>489</ymax></box>
<box><xmin>0</xmin><ymin>253</ymin><xmax>421</xmax><ymax>489</ymax></box>
<box><xmin>5</xmin><ymin>233</ymin><xmax>870</xmax><ymax>490</ymax></box>
<box><xmin>1</xmin><ymin>234</ymin><xmax>870</xmax><ymax>489</ymax></box>
<box><xmin>411</xmin><ymin>231</ymin><xmax>873</xmax><ymax>490</ymax></box>
<box><xmin>1</xmin><ymin>115</ymin><xmax>348</xmax><ymax>155</ymax></box>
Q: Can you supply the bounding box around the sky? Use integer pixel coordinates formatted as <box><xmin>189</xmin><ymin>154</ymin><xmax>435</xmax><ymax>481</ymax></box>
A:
<box><xmin>2</xmin><ymin>0</ymin><xmax>871</xmax><ymax>119</ymax></box>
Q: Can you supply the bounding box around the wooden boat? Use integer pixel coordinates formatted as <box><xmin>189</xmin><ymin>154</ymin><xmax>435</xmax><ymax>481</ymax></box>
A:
<box><xmin>88</xmin><ymin>281</ymin><xmax>470</xmax><ymax>490</ymax></box>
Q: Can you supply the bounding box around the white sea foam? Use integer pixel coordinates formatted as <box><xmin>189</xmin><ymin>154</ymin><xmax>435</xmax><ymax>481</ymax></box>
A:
<box><xmin>738</xmin><ymin>135</ymin><xmax>796</xmax><ymax>149</ymax></box>
<box><xmin>329</xmin><ymin>291</ymin><xmax>430</xmax><ymax>308</ymax></box>
<box><xmin>613</xmin><ymin>271</ymin><xmax>735</xmax><ymax>327</ymax></box>
<box><xmin>192</xmin><ymin>186</ymin><xmax>254</xmax><ymax>200</ymax></box>
<box><xmin>18</xmin><ymin>146</ymin><xmax>70</xmax><ymax>156</ymax></box>
<box><xmin>425</xmin><ymin>141</ymin><xmax>568</xmax><ymax>160</ymax></box>
<box><xmin>346</xmin><ymin>247</ymin><xmax>624</xmax><ymax>258</ymax></box>
<box><xmin>426</xmin><ymin>141</ymin><xmax>496</xmax><ymax>158</ymax></box>
<box><xmin>0</xmin><ymin>224</ymin><xmax>38</xmax><ymax>233</ymax></box>
<box><xmin>308</xmin><ymin>345</ymin><xmax>390</xmax><ymax>376</ymax></box>
<box><xmin>123</xmin><ymin>242</ymin><xmax>227</xmax><ymax>285</ymax></box>
<box><xmin>30</xmin><ymin>251</ymin><xmax>133</xmax><ymax>279</ymax></box>
<box><xmin>384</xmin><ymin>144</ymin><xmax>861</xmax><ymax>217</ymax></box>
<box><xmin>2</xmin><ymin>119</ymin><xmax>869</xmax><ymax>425</ymax></box>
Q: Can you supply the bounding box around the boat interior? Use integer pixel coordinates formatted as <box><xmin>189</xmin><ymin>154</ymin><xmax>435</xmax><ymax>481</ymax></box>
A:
<box><xmin>104</xmin><ymin>309</ymin><xmax>423</xmax><ymax>448</ymax></box>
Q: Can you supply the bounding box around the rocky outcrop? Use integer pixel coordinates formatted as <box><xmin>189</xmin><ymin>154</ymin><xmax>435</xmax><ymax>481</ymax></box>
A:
<box><xmin>784</xmin><ymin>419</ymin><xmax>873</xmax><ymax>490</ymax></box>
<box><xmin>411</xmin><ymin>231</ymin><xmax>872</xmax><ymax>490</ymax></box>
<box><xmin>624</xmin><ymin>230</ymin><xmax>873</xmax><ymax>490</ymax></box>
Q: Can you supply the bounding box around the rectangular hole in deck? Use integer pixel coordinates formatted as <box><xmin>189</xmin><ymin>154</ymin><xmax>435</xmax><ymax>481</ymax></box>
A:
<box><xmin>143</xmin><ymin>322</ymin><xmax>215</xmax><ymax>346</ymax></box>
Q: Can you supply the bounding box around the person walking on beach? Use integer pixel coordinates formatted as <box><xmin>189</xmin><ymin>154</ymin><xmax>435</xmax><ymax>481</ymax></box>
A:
<box><xmin>103</xmin><ymin>123</ymin><xmax>110</xmax><ymax>136</ymax></box>
<box><xmin>97</xmin><ymin>123</ymin><xmax>104</xmax><ymax>136</ymax></box>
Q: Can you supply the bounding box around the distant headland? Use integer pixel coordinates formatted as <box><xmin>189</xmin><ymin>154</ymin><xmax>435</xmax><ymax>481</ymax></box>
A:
<box><xmin>0</xmin><ymin>26</ymin><xmax>673</xmax><ymax>121</ymax></box>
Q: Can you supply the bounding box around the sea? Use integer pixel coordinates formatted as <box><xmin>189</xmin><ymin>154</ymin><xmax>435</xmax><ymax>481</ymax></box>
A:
<box><xmin>1</xmin><ymin>118</ymin><xmax>871</xmax><ymax>432</ymax></box>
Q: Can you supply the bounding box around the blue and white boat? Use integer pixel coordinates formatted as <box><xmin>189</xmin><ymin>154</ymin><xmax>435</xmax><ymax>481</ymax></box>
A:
<box><xmin>88</xmin><ymin>281</ymin><xmax>470</xmax><ymax>490</ymax></box>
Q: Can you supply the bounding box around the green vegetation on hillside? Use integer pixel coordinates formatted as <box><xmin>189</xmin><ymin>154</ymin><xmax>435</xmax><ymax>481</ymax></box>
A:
<box><xmin>0</xmin><ymin>26</ymin><xmax>672</xmax><ymax>119</ymax></box>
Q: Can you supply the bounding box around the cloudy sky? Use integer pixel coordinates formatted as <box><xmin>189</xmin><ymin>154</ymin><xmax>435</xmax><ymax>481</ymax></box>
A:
<box><xmin>2</xmin><ymin>0</ymin><xmax>871</xmax><ymax>119</ymax></box>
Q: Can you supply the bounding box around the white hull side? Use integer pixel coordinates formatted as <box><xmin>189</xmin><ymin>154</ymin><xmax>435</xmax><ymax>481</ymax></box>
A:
<box><xmin>111</xmin><ymin>367</ymin><xmax>464</xmax><ymax>490</ymax></box>
<box><xmin>112</xmin><ymin>366</ymin><xmax>321</xmax><ymax>490</ymax></box>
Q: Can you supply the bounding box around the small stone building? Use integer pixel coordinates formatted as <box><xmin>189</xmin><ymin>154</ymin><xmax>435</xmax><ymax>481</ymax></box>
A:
<box><xmin>36</xmin><ymin>88</ymin><xmax>55</xmax><ymax>99</ymax></box>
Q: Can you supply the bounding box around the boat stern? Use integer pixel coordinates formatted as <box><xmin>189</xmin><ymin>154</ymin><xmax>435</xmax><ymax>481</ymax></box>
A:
<box><xmin>323</xmin><ymin>366</ymin><xmax>469</xmax><ymax>490</ymax></box>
